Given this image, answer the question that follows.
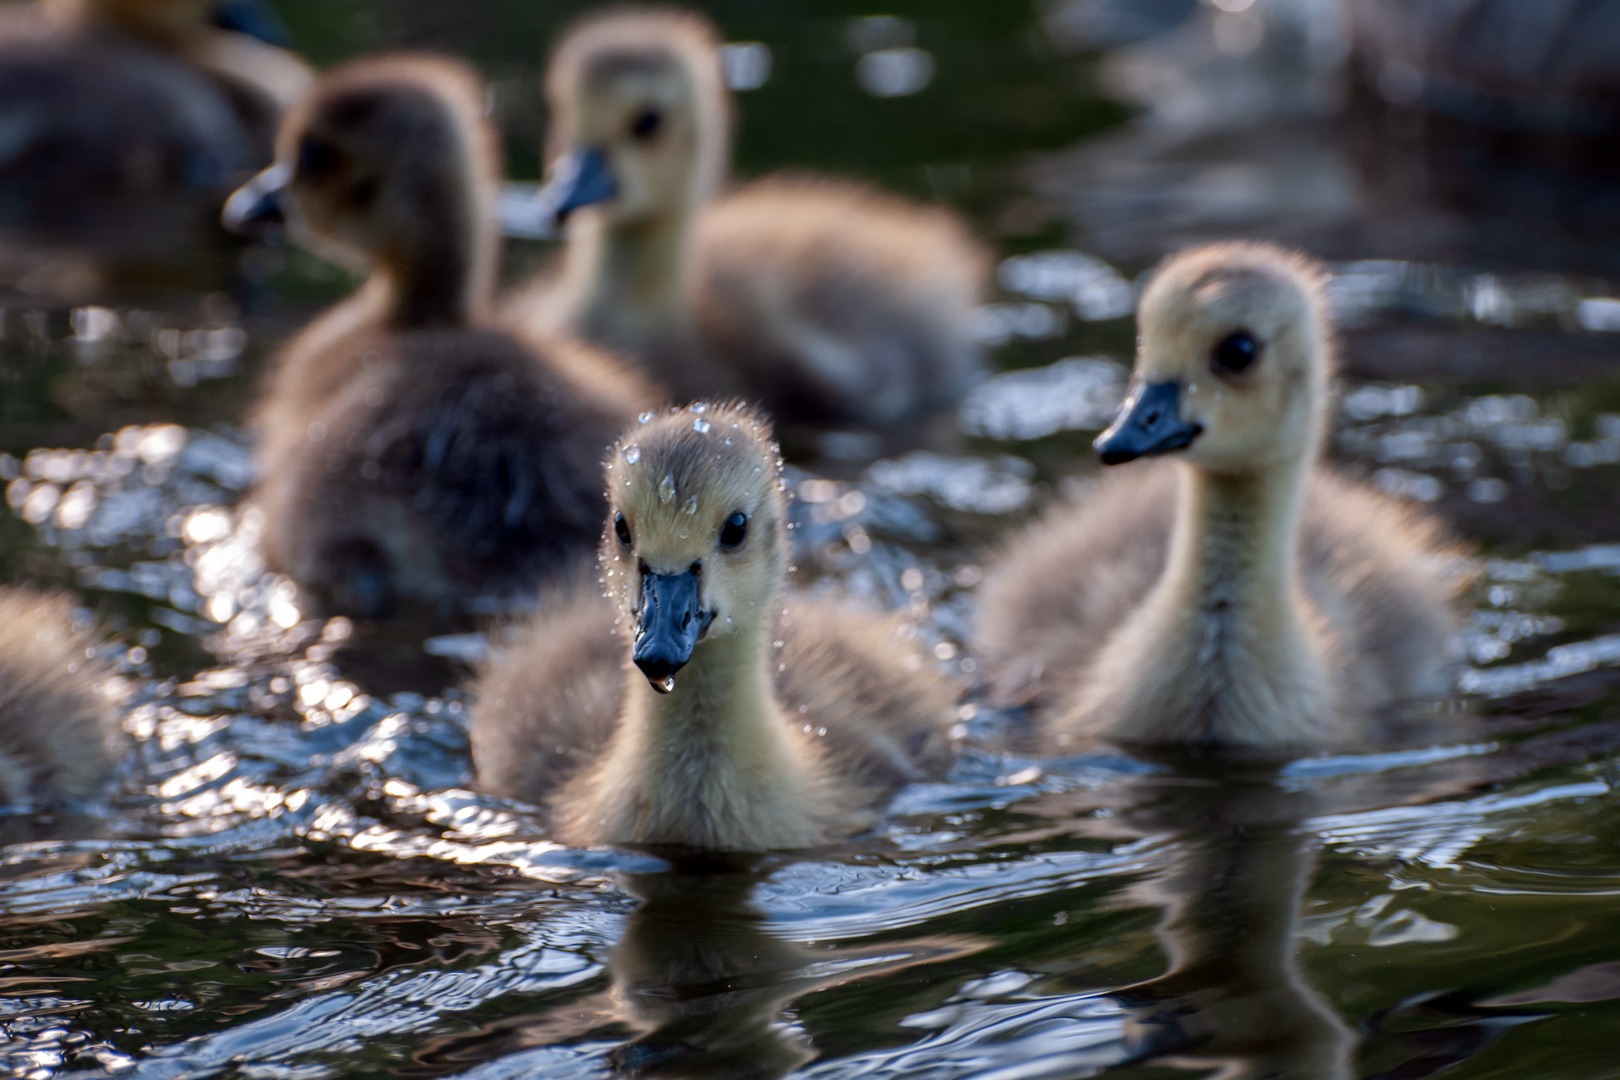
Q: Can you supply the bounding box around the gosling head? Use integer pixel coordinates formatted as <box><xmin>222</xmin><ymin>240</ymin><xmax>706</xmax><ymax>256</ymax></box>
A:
<box><xmin>223</xmin><ymin>56</ymin><xmax>497</xmax><ymax>275</ymax></box>
<box><xmin>522</xmin><ymin>8</ymin><xmax>729</xmax><ymax>234</ymax></box>
<box><xmin>1096</xmin><ymin>242</ymin><xmax>1333</xmax><ymax>476</ymax></box>
<box><xmin>603</xmin><ymin>404</ymin><xmax>786</xmax><ymax>693</ymax></box>
<box><xmin>45</xmin><ymin>0</ymin><xmax>213</xmax><ymax>41</ymax></box>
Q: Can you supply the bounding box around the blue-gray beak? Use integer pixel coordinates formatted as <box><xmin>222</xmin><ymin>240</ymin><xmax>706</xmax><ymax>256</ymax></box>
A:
<box><xmin>1094</xmin><ymin>381</ymin><xmax>1203</xmax><ymax>465</ymax></box>
<box><xmin>498</xmin><ymin>148</ymin><xmax>618</xmax><ymax>240</ymax></box>
<box><xmin>221</xmin><ymin>162</ymin><xmax>289</xmax><ymax>234</ymax></box>
<box><xmin>633</xmin><ymin>567</ymin><xmax>715</xmax><ymax>693</ymax></box>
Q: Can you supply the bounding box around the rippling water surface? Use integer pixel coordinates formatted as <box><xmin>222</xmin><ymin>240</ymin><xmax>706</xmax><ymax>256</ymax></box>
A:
<box><xmin>3</xmin><ymin>2</ymin><xmax>1620</xmax><ymax>1077</ymax></box>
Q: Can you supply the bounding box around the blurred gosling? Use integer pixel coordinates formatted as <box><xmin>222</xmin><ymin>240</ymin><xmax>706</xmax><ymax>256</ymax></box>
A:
<box><xmin>225</xmin><ymin>56</ymin><xmax>651</xmax><ymax>616</ymax></box>
<box><xmin>470</xmin><ymin>404</ymin><xmax>957</xmax><ymax>850</ymax></box>
<box><xmin>42</xmin><ymin>0</ymin><xmax>310</xmax><ymax>132</ymax></box>
<box><xmin>504</xmin><ymin>7</ymin><xmax>989</xmax><ymax>439</ymax></box>
<box><xmin>978</xmin><ymin>242</ymin><xmax>1465</xmax><ymax>750</ymax></box>
<box><xmin>0</xmin><ymin>589</ymin><xmax>116</xmax><ymax>806</ymax></box>
<box><xmin>0</xmin><ymin>0</ymin><xmax>310</xmax><ymax>202</ymax></box>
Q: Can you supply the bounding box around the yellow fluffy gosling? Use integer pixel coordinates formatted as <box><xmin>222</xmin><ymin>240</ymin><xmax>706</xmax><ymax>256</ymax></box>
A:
<box><xmin>470</xmin><ymin>403</ymin><xmax>957</xmax><ymax>850</ymax></box>
<box><xmin>225</xmin><ymin>56</ymin><xmax>651</xmax><ymax>615</ymax></box>
<box><xmin>503</xmin><ymin>8</ymin><xmax>989</xmax><ymax>437</ymax></box>
<box><xmin>978</xmin><ymin>242</ymin><xmax>1465</xmax><ymax>750</ymax></box>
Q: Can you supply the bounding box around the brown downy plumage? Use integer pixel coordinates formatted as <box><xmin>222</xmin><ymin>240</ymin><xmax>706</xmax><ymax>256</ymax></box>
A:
<box><xmin>227</xmin><ymin>56</ymin><xmax>652</xmax><ymax>616</ymax></box>
<box><xmin>44</xmin><ymin>0</ymin><xmax>311</xmax><ymax>138</ymax></box>
<box><xmin>503</xmin><ymin>7</ymin><xmax>989</xmax><ymax>439</ymax></box>
<box><xmin>0</xmin><ymin>589</ymin><xmax>117</xmax><ymax>806</ymax></box>
<box><xmin>0</xmin><ymin>0</ymin><xmax>309</xmax><ymax>209</ymax></box>
<box><xmin>470</xmin><ymin>403</ymin><xmax>958</xmax><ymax>850</ymax></box>
<box><xmin>978</xmin><ymin>242</ymin><xmax>1468</xmax><ymax>751</ymax></box>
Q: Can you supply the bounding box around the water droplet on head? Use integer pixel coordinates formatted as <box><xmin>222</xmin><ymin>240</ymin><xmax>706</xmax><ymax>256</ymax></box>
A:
<box><xmin>622</xmin><ymin>445</ymin><xmax>641</xmax><ymax>465</ymax></box>
<box><xmin>684</xmin><ymin>495</ymin><xmax>698</xmax><ymax>515</ymax></box>
<box><xmin>639</xmin><ymin>412</ymin><xmax>653</xmax><ymax>423</ymax></box>
<box><xmin>658</xmin><ymin>473</ymin><xmax>676</xmax><ymax>504</ymax></box>
<box><xmin>693</xmin><ymin>418</ymin><xmax>711</xmax><ymax>433</ymax></box>
<box><xmin>690</xmin><ymin>402</ymin><xmax>708</xmax><ymax>414</ymax></box>
<box><xmin>724</xmin><ymin>438</ymin><xmax>733</xmax><ymax>446</ymax></box>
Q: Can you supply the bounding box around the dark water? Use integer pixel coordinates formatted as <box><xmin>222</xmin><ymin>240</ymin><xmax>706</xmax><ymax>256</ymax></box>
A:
<box><xmin>4</xmin><ymin>2</ymin><xmax>1620</xmax><ymax>1077</ymax></box>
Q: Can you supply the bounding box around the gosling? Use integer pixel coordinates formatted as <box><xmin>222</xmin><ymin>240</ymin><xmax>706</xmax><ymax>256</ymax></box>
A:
<box><xmin>503</xmin><ymin>7</ymin><xmax>989</xmax><ymax>438</ymax></box>
<box><xmin>470</xmin><ymin>403</ymin><xmax>957</xmax><ymax>850</ymax></box>
<box><xmin>0</xmin><ymin>589</ymin><xmax>116</xmax><ymax>806</ymax></box>
<box><xmin>978</xmin><ymin>242</ymin><xmax>1465</xmax><ymax>750</ymax></box>
<box><xmin>225</xmin><ymin>55</ymin><xmax>651</xmax><ymax>616</ymax></box>
<box><xmin>0</xmin><ymin>0</ymin><xmax>310</xmax><ymax>211</ymax></box>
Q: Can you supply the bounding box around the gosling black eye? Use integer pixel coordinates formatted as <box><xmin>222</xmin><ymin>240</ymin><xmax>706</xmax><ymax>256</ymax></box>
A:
<box><xmin>629</xmin><ymin>108</ymin><xmax>663</xmax><ymax>141</ymax></box>
<box><xmin>1211</xmin><ymin>330</ymin><xmax>1259</xmax><ymax>375</ymax></box>
<box><xmin>297</xmin><ymin>137</ymin><xmax>339</xmax><ymax>178</ymax></box>
<box><xmin>718</xmin><ymin>511</ymin><xmax>747</xmax><ymax>549</ymax></box>
<box><xmin>614</xmin><ymin>512</ymin><xmax>632</xmax><ymax>547</ymax></box>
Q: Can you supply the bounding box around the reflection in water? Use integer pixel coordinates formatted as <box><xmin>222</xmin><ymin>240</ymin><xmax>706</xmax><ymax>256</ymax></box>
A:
<box><xmin>604</xmin><ymin>868</ymin><xmax>815</xmax><ymax>1079</ymax></box>
<box><xmin>429</xmin><ymin>861</ymin><xmax>977</xmax><ymax>1079</ymax></box>
<box><xmin>1116</xmin><ymin>757</ymin><xmax>1353</xmax><ymax>1080</ymax></box>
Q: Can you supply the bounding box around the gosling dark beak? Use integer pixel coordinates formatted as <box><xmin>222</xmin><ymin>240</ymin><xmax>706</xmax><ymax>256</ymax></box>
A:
<box><xmin>499</xmin><ymin>148</ymin><xmax>617</xmax><ymax>239</ymax></box>
<box><xmin>633</xmin><ymin>568</ymin><xmax>716</xmax><ymax>693</ymax></box>
<box><xmin>1094</xmin><ymin>381</ymin><xmax>1203</xmax><ymax>465</ymax></box>
<box><xmin>221</xmin><ymin>162</ymin><xmax>289</xmax><ymax>234</ymax></box>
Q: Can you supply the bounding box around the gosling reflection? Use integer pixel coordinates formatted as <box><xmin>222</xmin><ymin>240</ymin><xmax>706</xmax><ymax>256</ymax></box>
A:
<box><xmin>603</xmin><ymin>867</ymin><xmax>816</xmax><ymax>1079</ymax></box>
<box><xmin>431</xmin><ymin>862</ymin><xmax>974</xmax><ymax>1079</ymax></box>
<box><xmin>1116</xmin><ymin>755</ymin><xmax>1353</xmax><ymax>1080</ymax></box>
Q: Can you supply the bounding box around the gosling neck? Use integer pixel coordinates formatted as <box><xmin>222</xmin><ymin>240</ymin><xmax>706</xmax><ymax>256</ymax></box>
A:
<box><xmin>565</xmin><ymin>208</ymin><xmax>692</xmax><ymax>347</ymax></box>
<box><xmin>1127</xmin><ymin>449</ymin><xmax>1330</xmax><ymax>743</ymax></box>
<box><xmin>626</xmin><ymin>614</ymin><xmax>787</xmax><ymax>768</ymax></box>
<box><xmin>597</xmin><ymin>607</ymin><xmax>826</xmax><ymax>849</ymax></box>
<box><xmin>1160</xmin><ymin>455</ymin><xmax>1308</xmax><ymax>634</ymax></box>
<box><xmin>376</xmin><ymin>226</ymin><xmax>494</xmax><ymax>330</ymax></box>
<box><xmin>374</xmin><ymin>162</ymin><xmax>498</xmax><ymax>329</ymax></box>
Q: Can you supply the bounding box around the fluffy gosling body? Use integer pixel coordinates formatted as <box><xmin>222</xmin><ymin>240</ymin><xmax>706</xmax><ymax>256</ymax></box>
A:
<box><xmin>470</xmin><ymin>404</ymin><xmax>957</xmax><ymax>850</ymax></box>
<box><xmin>506</xmin><ymin>7</ymin><xmax>989</xmax><ymax>434</ymax></box>
<box><xmin>0</xmin><ymin>0</ymin><xmax>309</xmax><ymax>212</ymax></box>
<box><xmin>978</xmin><ymin>243</ymin><xmax>1463</xmax><ymax>750</ymax></box>
<box><xmin>228</xmin><ymin>56</ymin><xmax>649</xmax><ymax>615</ymax></box>
<box><xmin>0</xmin><ymin>589</ymin><xmax>116</xmax><ymax>806</ymax></box>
